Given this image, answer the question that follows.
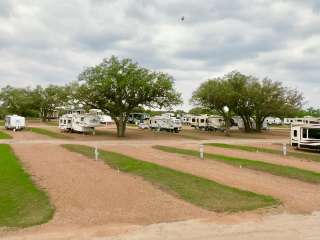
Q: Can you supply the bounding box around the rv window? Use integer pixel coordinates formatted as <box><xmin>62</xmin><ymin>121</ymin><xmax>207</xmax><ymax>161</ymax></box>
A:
<box><xmin>60</xmin><ymin>119</ymin><xmax>63</xmax><ymax>123</ymax></box>
<box><xmin>302</xmin><ymin>128</ymin><xmax>307</xmax><ymax>138</ymax></box>
<box><xmin>308</xmin><ymin>129</ymin><xmax>320</xmax><ymax>140</ymax></box>
<box><xmin>64</xmin><ymin>120</ymin><xmax>66</xmax><ymax>124</ymax></box>
<box><xmin>201</xmin><ymin>119</ymin><xmax>204</xmax><ymax>123</ymax></box>
<box><xmin>68</xmin><ymin>120</ymin><xmax>71</xmax><ymax>123</ymax></box>
<box><xmin>81</xmin><ymin>117</ymin><xmax>84</xmax><ymax>121</ymax></box>
<box><xmin>294</xmin><ymin>130</ymin><xmax>297</xmax><ymax>137</ymax></box>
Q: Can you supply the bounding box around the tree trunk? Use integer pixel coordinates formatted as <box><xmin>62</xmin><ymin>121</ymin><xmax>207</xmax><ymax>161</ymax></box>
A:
<box><xmin>116</xmin><ymin>119</ymin><xmax>127</xmax><ymax>137</ymax></box>
<box><xmin>223</xmin><ymin>113</ymin><xmax>231</xmax><ymax>136</ymax></box>
<box><xmin>255</xmin><ymin>116</ymin><xmax>264</xmax><ymax>133</ymax></box>
<box><xmin>242</xmin><ymin>116</ymin><xmax>251</xmax><ymax>133</ymax></box>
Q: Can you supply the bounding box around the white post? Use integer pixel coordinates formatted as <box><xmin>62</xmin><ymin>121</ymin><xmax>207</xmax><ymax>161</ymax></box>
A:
<box><xmin>199</xmin><ymin>144</ymin><xmax>204</xmax><ymax>159</ymax></box>
<box><xmin>94</xmin><ymin>146</ymin><xmax>99</xmax><ymax>161</ymax></box>
<box><xmin>282</xmin><ymin>143</ymin><xmax>287</xmax><ymax>156</ymax></box>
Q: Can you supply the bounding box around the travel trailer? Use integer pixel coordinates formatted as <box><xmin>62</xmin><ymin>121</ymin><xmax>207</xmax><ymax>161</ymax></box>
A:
<box><xmin>5</xmin><ymin>115</ymin><xmax>26</xmax><ymax>131</ymax></box>
<box><xmin>190</xmin><ymin>115</ymin><xmax>199</xmax><ymax>128</ymax></box>
<box><xmin>128</xmin><ymin>113</ymin><xmax>150</xmax><ymax>124</ymax></box>
<box><xmin>265</xmin><ymin>117</ymin><xmax>282</xmax><ymax>125</ymax></box>
<box><xmin>89</xmin><ymin>109</ymin><xmax>113</xmax><ymax>124</ymax></box>
<box><xmin>233</xmin><ymin>117</ymin><xmax>268</xmax><ymax>130</ymax></box>
<box><xmin>149</xmin><ymin>115</ymin><xmax>182</xmax><ymax>133</ymax></box>
<box><xmin>206</xmin><ymin>116</ymin><xmax>225</xmax><ymax>131</ymax></box>
<box><xmin>181</xmin><ymin>114</ymin><xmax>193</xmax><ymax>125</ymax></box>
<box><xmin>191</xmin><ymin>115</ymin><xmax>225</xmax><ymax>131</ymax></box>
<box><xmin>291</xmin><ymin>124</ymin><xmax>320</xmax><ymax>150</ymax></box>
<box><xmin>284</xmin><ymin>117</ymin><xmax>320</xmax><ymax>125</ymax></box>
<box><xmin>59</xmin><ymin>110</ymin><xmax>100</xmax><ymax>134</ymax></box>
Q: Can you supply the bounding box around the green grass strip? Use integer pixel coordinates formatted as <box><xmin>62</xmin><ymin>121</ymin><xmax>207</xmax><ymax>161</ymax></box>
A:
<box><xmin>0</xmin><ymin>131</ymin><xmax>12</xmax><ymax>139</ymax></box>
<box><xmin>0</xmin><ymin>144</ymin><xmax>54</xmax><ymax>228</ymax></box>
<box><xmin>28</xmin><ymin>127</ymin><xmax>72</xmax><ymax>139</ymax></box>
<box><xmin>62</xmin><ymin>144</ymin><xmax>279</xmax><ymax>213</ymax></box>
<box><xmin>206</xmin><ymin>143</ymin><xmax>320</xmax><ymax>162</ymax></box>
<box><xmin>154</xmin><ymin>145</ymin><xmax>320</xmax><ymax>184</ymax></box>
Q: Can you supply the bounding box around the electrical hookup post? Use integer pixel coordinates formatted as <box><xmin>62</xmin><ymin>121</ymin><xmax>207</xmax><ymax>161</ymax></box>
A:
<box><xmin>94</xmin><ymin>146</ymin><xmax>99</xmax><ymax>161</ymax></box>
<box><xmin>199</xmin><ymin>144</ymin><xmax>204</xmax><ymax>160</ymax></box>
<box><xmin>282</xmin><ymin>143</ymin><xmax>287</xmax><ymax>157</ymax></box>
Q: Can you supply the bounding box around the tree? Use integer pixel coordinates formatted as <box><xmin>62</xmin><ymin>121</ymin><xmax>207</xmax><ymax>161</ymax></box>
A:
<box><xmin>226</xmin><ymin>72</ymin><xmax>256</xmax><ymax>132</ymax></box>
<box><xmin>0</xmin><ymin>86</ymin><xmax>38</xmax><ymax>117</ymax></box>
<box><xmin>188</xmin><ymin>107</ymin><xmax>217</xmax><ymax>116</ymax></box>
<box><xmin>191</xmin><ymin>77</ymin><xmax>233</xmax><ymax>135</ymax></box>
<box><xmin>191</xmin><ymin>71</ymin><xmax>304</xmax><ymax>133</ymax></box>
<box><xmin>249</xmin><ymin>79</ymin><xmax>303</xmax><ymax>132</ymax></box>
<box><xmin>77</xmin><ymin>56</ymin><xmax>182</xmax><ymax>137</ymax></box>
<box><xmin>32</xmin><ymin>85</ymin><xmax>68</xmax><ymax>122</ymax></box>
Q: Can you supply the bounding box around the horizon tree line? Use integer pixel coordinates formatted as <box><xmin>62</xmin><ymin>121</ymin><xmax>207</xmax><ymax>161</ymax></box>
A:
<box><xmin>0</xmin><ymin>56</ymin><xmax>309</xmax><ymax>136</ymax></box>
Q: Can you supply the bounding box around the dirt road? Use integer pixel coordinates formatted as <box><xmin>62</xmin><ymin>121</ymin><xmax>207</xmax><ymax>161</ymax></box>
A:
<box><xmin>0</xmin><ymin>144</ymin><xmax>213</xmax><ymax>239</ymax></box>
<box><xmin>102</xmin><ymin>145</ymin><xmax>320</xmax><ymax>213</ymax></box>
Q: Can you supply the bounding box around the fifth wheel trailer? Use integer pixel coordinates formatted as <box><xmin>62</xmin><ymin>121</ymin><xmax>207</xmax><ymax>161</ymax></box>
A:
<box><xmin>291</xmin><ymin>124</ymin><xmax>320</xmax><ymax>150</ymax></box>
<box><xmin>5</xmin><ymin>115</ymin><xmax>26</xmax><ymax>131</ymax></box>
<box><xmin>149</xmin><ymin>115</ymin><xmax>182</xmax><ymax>133</ymax></box>
<box><xmin>59</xmin><ymin>110</ymin><xmax>100</xmax><ymax>134</ymax></box>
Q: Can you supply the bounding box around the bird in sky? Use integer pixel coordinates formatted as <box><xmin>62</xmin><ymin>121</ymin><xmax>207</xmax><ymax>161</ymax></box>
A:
<box><xmin>181</xmin><ymin>16</ymin><xmax>185</xmax><ymax>21</ymax></box>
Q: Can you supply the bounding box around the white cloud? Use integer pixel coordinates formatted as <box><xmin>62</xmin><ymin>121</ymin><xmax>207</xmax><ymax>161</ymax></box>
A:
<box><xmin>0</xmin><ymin>0</ymin><xmax>319</xmax><ymax>110</ymax></box>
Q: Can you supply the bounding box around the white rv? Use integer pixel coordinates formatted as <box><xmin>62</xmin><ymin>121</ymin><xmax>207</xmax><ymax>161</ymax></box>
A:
<box><xmin>89</xmin><ymin>109</ymin><xmax>113</xmax><ymax>124</ymax></box>
<box><xmin>191</xmin><ymin>115</ymin><xmax>225</xmax><ymax>131</ymax></box>
<box><xmin>181</xmin><ymin>114</ymin><xmax>192</xmax><ymax>125</ymax></box>
<box><xmin>149</xmin><ymin>115</ymin><xmax>182</xmax><ymax>133</ymax></box>
<box><xmin>5</xmin><ymin>115</ymin><xmax>26</xmax><ymax>131</ymax></box>
<box><xmin>291</xmin><ymin>124</ymin><xmax>320</xmax><ymax>150</ymax></box>
<box><xmin>284</xmin><ymin>117</ymin><xmax>320</xmax><ymax>125</ymax></box>
<box><xmin>233</xmin><ymin>117</ymin><xmax>268</xmax><ymax>130</ymax></box>
<box><xmin>265</xmin><ymin>117</ymin><xmax>282</xmax><ymax>125</ymax></box>
<box><xmin>206</xmin><ymin>116</ymin><xmax>225</xmax><ymax>131</ymax></box>
<box><xmin>59</xmin><ymin>110</ymin><xmax>100</xmax><ymax>134</ymax></box>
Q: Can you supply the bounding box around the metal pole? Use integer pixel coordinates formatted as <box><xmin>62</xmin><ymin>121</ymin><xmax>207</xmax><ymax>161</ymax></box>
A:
<box><xmin>199</xmin><ymin>144</ymin><xmax>204</xmax><ymax>159</ymax></box>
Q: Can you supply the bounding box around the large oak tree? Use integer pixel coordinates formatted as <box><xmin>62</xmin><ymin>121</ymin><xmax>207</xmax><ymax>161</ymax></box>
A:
<box><xmin>77</xmin><ymin>56</ymin><xmax>182</xmax><ymax>137</ymax></box>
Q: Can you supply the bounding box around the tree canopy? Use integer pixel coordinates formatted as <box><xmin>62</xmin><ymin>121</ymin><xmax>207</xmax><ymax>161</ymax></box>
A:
<box><xmin>191</xmin><ymin>71</ymin><xmax>304</xmax><ymax>132</ymax></box>
<box><xmin>0</xmin><ymin>85</ymin><xmax>68</xmax><ymax>121</ymax></box>
<box><xmin>76</xmin><ymin>56</ymin><xmax>182</xmax><ymax>137</ymax></box>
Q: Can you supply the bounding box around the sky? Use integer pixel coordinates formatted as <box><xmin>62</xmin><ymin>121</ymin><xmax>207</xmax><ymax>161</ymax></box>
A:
<box><xmin>0</xmin><ymin>0</ymin><xmax>319</xmax><ymax>110</ymax></box>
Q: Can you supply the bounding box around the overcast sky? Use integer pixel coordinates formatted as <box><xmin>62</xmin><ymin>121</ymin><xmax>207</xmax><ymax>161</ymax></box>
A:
<box><xmin>0</xmin><ymin>0</ymin><xmax>319</xmax><ymax>110</ymax></box>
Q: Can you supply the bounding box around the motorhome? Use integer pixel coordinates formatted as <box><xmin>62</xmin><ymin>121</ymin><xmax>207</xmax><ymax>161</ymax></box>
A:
<box><xmin>89</xmin><ymin>109</ymin><xmax>113</xmax><ymax>124</ymax></box>
<box><xmin>59</xmin><ymin>110</ymin><xmax>100</xmax><ymax>134</ymax></box>
<box><xmin>291</xmin><ymin>124</ymin><xmax>320</xmax><ymax>150</ymax></box>
<box><xmin>5</xmin><ymin>115</ymin><xmax>26</xmax><ymax>131</ymax></box>
<box><xmin>149</xmin><ymin>115</ymin><xmax>182</xmax><ymax>133</ymax></box>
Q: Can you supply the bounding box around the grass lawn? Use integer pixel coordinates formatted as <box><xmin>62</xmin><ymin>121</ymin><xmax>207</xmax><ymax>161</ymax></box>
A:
<box><xmin>0</xmin><ymin>144</ymin><xmax>54</xmax><ymax>227</ymax></box>
<box><xmin>62</xmin><ymin>144</ymin><xmax>279</xmax><ymax>212</ymax></box>
<box><xmin>206</xmin><ymin>143</ymin><xmax>320</xmax><ymax>162</ymax></box>
<box><xmin>0</xmin><ymin>131</ymin><xmax>12</xmax><ymax>139</ymax></box>
<box><xmin>27</xmin><ymin>127</ymin><xmax>72</xmax><ymax>139</ymax></box>
<box><xmin>0</xmin><ymin>120</ymin><xmax>4</xmax><ymax>126</ymax></box>
<box><xmin>154</xmin><ymin>145</ymin><xmax>320</xmax><ymax>184</ymax></box>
